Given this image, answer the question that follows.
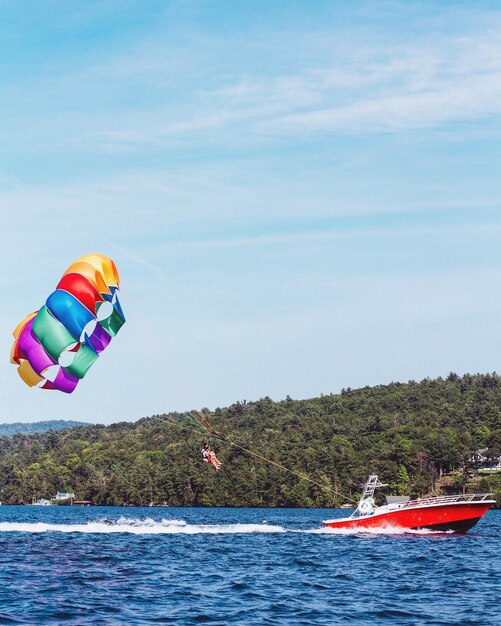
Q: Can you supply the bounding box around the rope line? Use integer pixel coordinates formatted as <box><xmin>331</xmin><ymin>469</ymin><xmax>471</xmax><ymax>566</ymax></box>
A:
<box><xmin>215</xmin><ymin>434</ymin><xmax>357</xmax><ymax>504</ymax></box>
<box><xmin>156</xmin><ymin>411</ymin><xmax>357</xmax><ymax>505</ymax></box>
<box><xmin>149</xmin><ymin>414</ymin><xmax>207</xmax><ymax>438</ymax></box>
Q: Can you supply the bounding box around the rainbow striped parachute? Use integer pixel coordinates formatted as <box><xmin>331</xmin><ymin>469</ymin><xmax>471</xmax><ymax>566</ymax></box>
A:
<box><xmin>11</xmin><ymin>253</ymin><xmax>125</xmax><ymax>394</ymax></box>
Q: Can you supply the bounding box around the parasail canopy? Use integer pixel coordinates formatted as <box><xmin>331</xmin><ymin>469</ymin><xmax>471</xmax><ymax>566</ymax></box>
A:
<box><xmin>11</xmin><ymin>253</ymin><xmax>125</xmax><ymax>394</ymax></box>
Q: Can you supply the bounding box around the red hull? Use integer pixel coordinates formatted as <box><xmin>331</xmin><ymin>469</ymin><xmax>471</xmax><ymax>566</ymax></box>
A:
<box><xmin>323</xmin><ymin>502</ymin><xmax>493</xmax><ymax>532</ymax></box>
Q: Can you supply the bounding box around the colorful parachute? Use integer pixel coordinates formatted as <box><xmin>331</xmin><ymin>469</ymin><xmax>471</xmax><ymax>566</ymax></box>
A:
<box><xmin>11</xmin><ymin>253</ymin><xmax>125</xmax><ymax>393</ymax></box>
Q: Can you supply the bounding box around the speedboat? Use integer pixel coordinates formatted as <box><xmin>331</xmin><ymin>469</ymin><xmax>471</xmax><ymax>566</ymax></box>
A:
<box><xmin>323</xmin><ymin>475</ymin><xmax>495</xmax><ymax>533</ymax></box>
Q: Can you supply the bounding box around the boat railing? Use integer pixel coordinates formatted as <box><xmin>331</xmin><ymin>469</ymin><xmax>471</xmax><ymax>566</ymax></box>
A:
<box><xmin>400</xmin><ymin>493</ymin><xmax>493</xmax><ymax>508</ymax></box>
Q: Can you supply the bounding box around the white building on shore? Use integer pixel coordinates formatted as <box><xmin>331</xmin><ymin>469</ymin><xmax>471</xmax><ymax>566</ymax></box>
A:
<box><xmin>52</xmin><ymin>491</ymin><xmax>75</xmax><ymax>502</ymax></box>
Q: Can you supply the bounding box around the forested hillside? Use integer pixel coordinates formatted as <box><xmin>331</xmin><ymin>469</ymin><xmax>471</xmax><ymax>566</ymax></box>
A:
<box><xmin>1</xmin><ymin>373</ymin><xmax>500</xmax><ymax>507</ymax></box>
<box><xmin>0</xmin><ymin>420</ymin><xmax>90</xmax><ymax>438</ymax></box>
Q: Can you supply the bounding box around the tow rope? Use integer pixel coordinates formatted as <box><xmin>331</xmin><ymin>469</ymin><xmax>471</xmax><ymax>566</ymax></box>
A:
<box><xmin>148</xmin><ymin>411</ymin><xmax>357</xmax><ymax>505</ymax></box>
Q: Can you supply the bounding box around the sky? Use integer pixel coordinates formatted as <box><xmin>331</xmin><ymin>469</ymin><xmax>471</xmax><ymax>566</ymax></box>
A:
<box><xmin>1</xmin><ymin>0</ymin><xmax>500</xmax><ymax>424</ymax></box>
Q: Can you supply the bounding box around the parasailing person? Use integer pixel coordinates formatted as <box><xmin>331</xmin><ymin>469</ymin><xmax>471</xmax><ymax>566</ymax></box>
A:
<box><xmin>201</xmin><ymin>442</ymin><xmax>222</xmax><ymax>470</ymax></box>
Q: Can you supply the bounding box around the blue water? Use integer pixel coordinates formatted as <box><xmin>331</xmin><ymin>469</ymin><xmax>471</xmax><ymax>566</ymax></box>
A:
<box><xmin>0</xmin><ymin>506</ymin><xmax>498</xmax><ymax>625</ymax></box>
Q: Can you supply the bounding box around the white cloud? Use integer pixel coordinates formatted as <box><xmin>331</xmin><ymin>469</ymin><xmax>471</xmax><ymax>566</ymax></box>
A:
<box><xmin>87</xmin><ymin>29</ymin><xmax>501</xmax><ymax>147</ymax></box>
<box><xmin>3</xmin><ymin>11</ymin><xmax>501</xmax><ymax>155</ymax></box>
<box><xmin>274</xmin><ymin>66</ymin><xmax>501</xmax><ymax>133</ymax></box>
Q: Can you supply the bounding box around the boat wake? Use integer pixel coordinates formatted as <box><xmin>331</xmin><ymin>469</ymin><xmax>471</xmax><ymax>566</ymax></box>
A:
<box><xmin>0</xmin><ymin>517</ymin><xmax>453</xmax><ymax>535</ymax></box>
<box><xmin>0</xmin><ymin>517</ymin><xmax>286</xmax><ymax>535</ymax></box>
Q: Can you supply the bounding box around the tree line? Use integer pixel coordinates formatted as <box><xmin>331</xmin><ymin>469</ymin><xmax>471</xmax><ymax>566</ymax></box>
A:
<box><xmin>1</xmin><ymin>372</ymin><xmax>500</xmax><ymax>507</ymax></box>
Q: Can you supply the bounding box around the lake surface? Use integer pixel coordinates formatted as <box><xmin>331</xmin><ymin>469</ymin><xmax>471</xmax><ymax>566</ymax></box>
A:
<box><xmin>0</xmin><ymin>506</ymin><xmax>498</xmax><ymax>625</ymax></box>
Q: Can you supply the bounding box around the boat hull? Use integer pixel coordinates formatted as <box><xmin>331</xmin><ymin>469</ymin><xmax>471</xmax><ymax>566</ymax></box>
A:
<box><xmin>323</xmin><ymin>502</ymin><xmax>493</xmax><ymax>532</ymax></box>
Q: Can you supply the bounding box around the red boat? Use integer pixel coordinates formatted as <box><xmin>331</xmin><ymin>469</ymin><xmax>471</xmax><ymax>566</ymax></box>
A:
<box><xmin>323</xmin><ymin>475</ymin><xmax>495</xmax><ymax>533</ymax></box>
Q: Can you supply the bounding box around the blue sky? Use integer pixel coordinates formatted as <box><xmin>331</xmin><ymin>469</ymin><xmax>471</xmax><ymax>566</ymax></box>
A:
<box><xmin>1</xmin><ymin>0</ymin><xmax>500</xmax><ymax>424</ymax></box>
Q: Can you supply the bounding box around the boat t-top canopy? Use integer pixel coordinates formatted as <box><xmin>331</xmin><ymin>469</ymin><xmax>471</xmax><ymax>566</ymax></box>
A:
<box><xmin>359</xmin><ymin>475</ymin><xmax>387</xmax><ymax>502</ymax></box>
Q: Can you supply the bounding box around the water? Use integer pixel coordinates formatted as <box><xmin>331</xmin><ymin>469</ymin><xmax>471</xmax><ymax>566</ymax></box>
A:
<box><xmin>0</xmin><ymin>506</ymin><xmax>498</xmax><ymax>625</ymax></box>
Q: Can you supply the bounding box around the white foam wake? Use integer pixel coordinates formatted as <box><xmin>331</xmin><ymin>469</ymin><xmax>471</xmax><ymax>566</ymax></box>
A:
<box><xmin>0</xmin><ymin>516</ymin><xmax>453</xmax><ymax>536</ymax></box>
<box><xmin>0</xmin><ymin>517</ymin><xmax>286</xmax><ymax>535</ymax></box>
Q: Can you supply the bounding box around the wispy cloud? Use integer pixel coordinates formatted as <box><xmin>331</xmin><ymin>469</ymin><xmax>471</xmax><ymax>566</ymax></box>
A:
<box><xmin>91</xmin><ymin>28</ymin><xmax>501</xmax><ymax>148</ymax></box>
<box><xmin>2</xmin><ymin>7</ymin><xmax>501</xmax><ymax>156</ymax></box>
<box><xmin>104</xmin><ymin>239</ymin><xmax>165</xmax><ymax>277</ymax></box>
<box><xmin>273</xmin><ymin>59</ymin><xmax>501</xmax><ymax>133</ymax></box>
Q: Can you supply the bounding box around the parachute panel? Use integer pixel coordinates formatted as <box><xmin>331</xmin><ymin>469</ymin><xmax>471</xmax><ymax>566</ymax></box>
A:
<box><xmin>65</xmin><ymin>343</ymin><xmax>99</xmax><ymax>379</ymax></box>
<box><xmin>42</xmin><ymin>367</ymin><xmax>79</xmax><ymax>393</ymax></box>
<box><xmin>46</xmin><ymin>290</ymin><xmax>95</xmax><ymax>341</ymax></box>
<box><xmin>62</xmin><ymin>261</ymin><xmax>111</xmax><ymax>295</ymax></box>
<box><xmin>57</xmin><ymin>273</ymin><xmax>104</xmax><ymax>315</ymax></box>
<box><xmin>96</xmin><ymin>304</ymin><xmax>125</xmax><ymax>337</ymax></box>
<box><xmin>18</xmin><ymin>318</ymin><xmax>57</xmax><ymax>375</ymax></box>
<box><xmin>32</xmin><ymin>305</ymin><xmax>76</xmax><ymax>362</ymax></box>
<box><xmin>17</xmin><ymin>359</ymin><xmax>44</xmax><ymax>387</ymax></box>
<box><xmin>86</xmin><ymin>324</ymin><xmax>111</xmax><ymax>354</ymax></box>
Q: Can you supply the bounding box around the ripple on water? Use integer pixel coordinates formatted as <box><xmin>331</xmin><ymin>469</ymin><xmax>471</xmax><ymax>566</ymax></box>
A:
<box><xmin>0</xmin><ymin>507</ymin><xmax>498</xmax><ymax>625</ymax></box>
